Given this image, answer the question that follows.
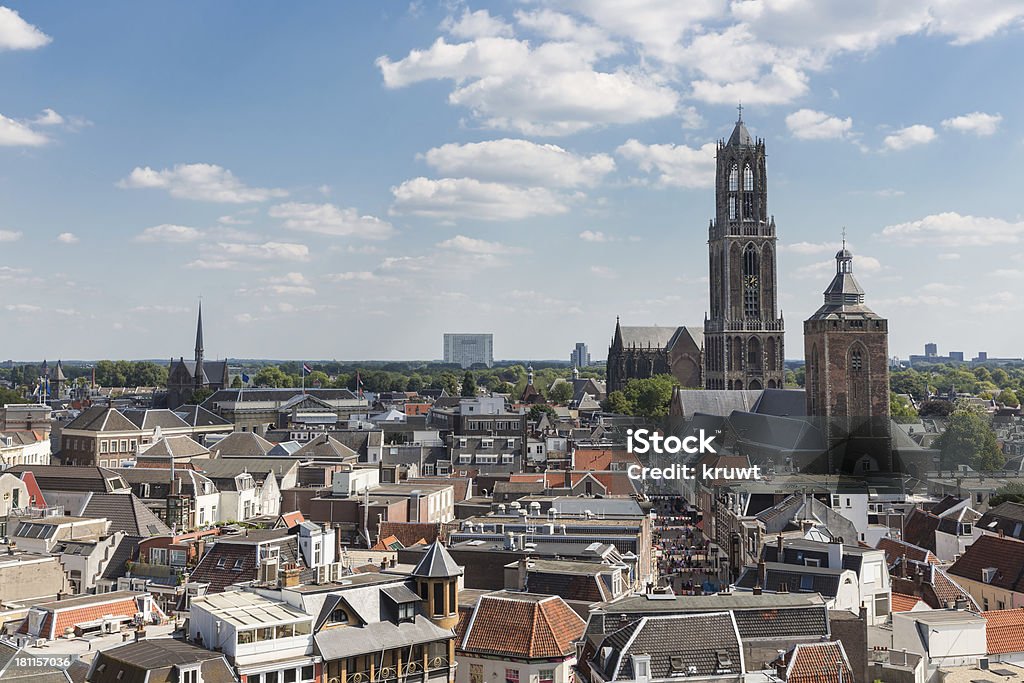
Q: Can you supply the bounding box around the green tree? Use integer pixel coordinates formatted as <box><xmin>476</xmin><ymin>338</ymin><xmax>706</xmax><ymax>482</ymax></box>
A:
<box><xmin>935</xmin><ymin>409</ymin><xmax>1005</xmax><ymax>471</ymax></box>
<box><xmin>493</xmin><ymin>382</ymin><xmax>514</xmax><ymax>395</ymax></box>
<box><xmin>461</xmin><ymin>371</ymin><xmax>477</xmax><ymax>397</ymax></box>
<box><xmin>254</xmin><ymin>366</ymin><xmax>291</xmax><ymax>388</ymax></box>
<box><xmin>190</xmin><ymin>387</ymin><xmax>214</xmax><ymax>405</ymax></box>
<box><xmin>991</xmin><ymin>368</ymin><xmax>1011</xmax><ymax>387</ymax></box>
<box><xmin>990</xmin><ymin>482</ymin><xmax>1024</xmax><ymax>507</ymax></box>
<box><xmin>527</xmin><ymin>404</ymin><xmax>558</xmax><ymax>424</ymax></box>
<box><xmin>603</xmin><ymin>375</ymin><xmax>679</xmax><ymax>418</ymax></box>
<box><xmin>0</xmin><ymin>387</ymin><xmax>29</xmax><ymax>404</ymax></box>
<box><xmin>231</xmin><ymin>376</ymin><xmax>243</xmax><ymax>389</ymax></box>
<box><xmin>890</xmin><ymin>392</ymin><xmax>918</xmax><ymax>423</ymax></box>
<box><xmin>549</xmin><ymin>381</ymin><xmax>575</xmax><ymax>404</ymax></box>
<box><xmin>998</xmin><ymin>389</ymin><xmax>1020</xmax><ymax>407</ymax></box>
<box><xmin>603</xmin><ymin>390</ymin><xmax>631</xmax><ymax>414</ymax></box>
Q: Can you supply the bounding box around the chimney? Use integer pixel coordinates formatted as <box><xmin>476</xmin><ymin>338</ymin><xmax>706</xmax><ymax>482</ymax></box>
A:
<box><xmin>777</xmin><ymin>534</ymin><xmax>784</xmax><ymax>556</ymax></box>
<box><xmin>518</xmin><ymin>557</ymin><xmax>529</xmax><ymax>590</ymax></box>
<box><xmin>758</xmin><ymin>560</ymin><xmax>766</xmax><ymax>587</ymax></box>
<box><xmin>564</xmin><ymin>470</ymin><xmax>572</xmax><ymax>488</ymax></box>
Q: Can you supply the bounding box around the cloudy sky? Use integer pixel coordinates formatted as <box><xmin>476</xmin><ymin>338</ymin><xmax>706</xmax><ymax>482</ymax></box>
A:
<box><xmin>2</xmin><ymin>2</ymin><xmax>1023</xmax><ymax>362</ymax></box>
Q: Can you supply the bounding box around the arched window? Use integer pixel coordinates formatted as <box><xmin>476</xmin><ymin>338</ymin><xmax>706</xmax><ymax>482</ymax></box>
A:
<box><xmin>743</xmin><ymin>244</ymin><xmax>759</xmax><ymax>318</ymax></box>
<box><xmin>743</xmin><ymin>164</ymin><xmax>754</xmax><ymax>191</ymax></box>
<box><xmin>851</xmin><ymin>348</ymin><xmax>863</xmax><ymax>372</ymax></box>
<box><xmin>728</xmin><ymin>196</ymin><xmax>737</xmax><ymax>220</ymax></box>
<box><xmin>729</xmin><ymin>164</ymin><xmax>738</xmax><ymax>191</ymax></box>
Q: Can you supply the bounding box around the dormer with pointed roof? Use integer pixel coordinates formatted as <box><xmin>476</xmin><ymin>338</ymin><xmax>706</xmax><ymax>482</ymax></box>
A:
<box><xmin>411</xmin><ymin>541</ymin><xmax>462</xmax><ymax>630</ymax></box>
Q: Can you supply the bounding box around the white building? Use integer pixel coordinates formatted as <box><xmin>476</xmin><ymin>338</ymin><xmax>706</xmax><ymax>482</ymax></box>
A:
<box><xmin>443</xmin><ymin>334</ymin><xmax>494</xmax><ymax>369</ymax></box>
<box><xmin>892</xmin><ymin>609</ymin><xmax>988</xmax><ymax>680</ymax></box>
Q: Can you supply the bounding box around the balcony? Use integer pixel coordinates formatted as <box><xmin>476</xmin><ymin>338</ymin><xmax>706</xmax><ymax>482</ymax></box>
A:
<box><xmin>346</xmin><ymin>657</ymin><xmax>453</xmax><ymax>683</ymax></box>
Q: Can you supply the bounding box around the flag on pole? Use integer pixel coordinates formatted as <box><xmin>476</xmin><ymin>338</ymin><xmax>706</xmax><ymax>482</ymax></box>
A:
<box><xmin>302</xmin><ymin>363</ymin><xmax>313</xmax><ymax>375</ymax></box>
<box><xmin>356</xmin><ymin>371</ymin><xmax>363</xmax><ymax>399</ymax></box>
<box><xmin>241</xmin><ymin>372</ymin><xmax>250</xmax><ymax>383</ymax></box>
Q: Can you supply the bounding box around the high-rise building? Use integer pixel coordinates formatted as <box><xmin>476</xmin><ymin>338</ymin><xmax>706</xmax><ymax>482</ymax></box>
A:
<box><xmin>570</xmin><ymin>342</ymin><xmax>590</xmax><ymax>368</ymax></box>
<box><xmin>443</xmin><ymin>333</ymin><xmax>493</xmax><ymax>368</ymax></box>
<box><xmin>804</xmin><ymin>244</ymin><xmax>892</xmax><ymax>473</ymax></box>
<box><xmin>703</xmin><ymin>110</ymin><xmax>785</xmax><ymax>391</ymax></box>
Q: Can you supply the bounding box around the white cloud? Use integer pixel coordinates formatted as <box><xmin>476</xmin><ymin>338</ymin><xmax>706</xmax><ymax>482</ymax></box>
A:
<box><xmin>882</xmin><ymin>125</ymin><xmax>936</xmax><ymax>151</ymax></box>
<box><xmin>782</xmin><ymin>241</ymin><xmax>840</xmax><ymax>255</ymax></box>
<box><xmin>441</xmin><ymin>8</ymin><xmax>512</xmax><ymax>39</ymax></box>
<box><xmin>130</xmin><ymin>305</ymin><xmax>190</xmax><ymax>314</ymax></box>
<box><xmin>135</xmin><ymin>224</ymin><xmax>202</xmax><ymax>243</ymax></box>
<box><xmin>0</xmin><ymin>6</ymin><xmax>51</xmax><ymax>50</ymax></box>
<box><xmin>874</xmin><ymin>188</ymin><xmax>905</xmax><ymax>197</ymax></box>
<box><xmin>880</xmin><ymin>212</ymin><xmax>1024</xmax><ymax>247</ymax></box>
<box><xmin>794</xmin><ymin>254</ymin><xmax>881</xmax><ymax>279</ymax></box>
<box><xmin>616</xmin><ymin>139</ymin><xmax>716</xmax><ymax>188</ymax></box>
<box><xmin>0</xmin><ymin>113</ymin><xmax>48</xmax><ymax>146</ymax></box>
<box><xmin>186</xmin><ymin>258</ymin><xmax>241</xmax><ymax>270</ymax></box>
<box><xmin>239</xmin><ymin>272</ymin><xmax>317</xmax><ymax>297</ymax></box>
<box><xmin>56</xmin><ymin>232</ymin><xmax>79</xmax><ymax>244</ymax></box>
<box><xmin>380</xmin><ymin>255</ymin><xmax>431</xmax><ymax>273</ymax></box>
<box><xmin>421</xmin><ymin>139</ymin><xmax>614</xmax><ymax>188</ymax></box>
<box><xmin>590</xmin><ymin>265</ymin><xmax>618</xmax><ymax>279</ymax></box>
<box><xmin>436</xmin><ymin>235</ymin><xmax>526</xmax><ymax>254</ymax></box>
<box><xmin>0</xmin><ymin>229</ymin><xmax>23</xmax><ymax>242</ymax></box>
<box><xmin>937</xmin><ymin>252</ymin><xmax>961</xmax><ymax>261</ymax></box>
<box><xmin>269</xmin><ymin>202</ymin><xmax>395</xmax><ymax>240</ymax></box>
<box><xmin>941</xmin><ymin>112</ymin><xmax>1003</xmax><ymax>136</ymax></box>
<box><xmin>4</xmin><ymin>303</ymin><xmax>41</xmax><ymax>312</ymax></box>
<box><xmin>993</xmin><ymin>269</ymin><xmax>1024</xmax><ymax>279</ymax></box>
<box><xmin>579</xmin><ymin>230</ymin><xmax>614</xmax><ymax>242</ymax></box>
<box><xmin>32</xmin><ymin>108</ymin><xmax>64</xmax><ymax>126</ymax></box>
<box><xmin>218</xmin><ymin>241</ymin><xmax>310</xmax><ymax>261</ymax></box>
<box><xmin>785</xmin><ymin>108</ymin><xmax>852</xmax><ymax>139</ymax></box>
<box><xmin>690</xmin><ymin>63</ymin><xmax>809</xmax><ymax>105</ymax></box>
<box><xmin>390</xmin><ymin>177</ymin><xmax>572</xmax><ymax>221</ymax></box>
<box><xmin>118</xmin><ymin>163</ymin><xmax>287</xmax><ymax>203</ymax></box>
<box><xmin>377</xmin><ymin>35</ymin><xmax>678</xmax><ymax>135</ymax></box>
<box><xmin>679</xmin><ymin>105</ymin><xmax>705</xmax><ymax>129</ymax></box>
<box><xmin>327</xmin><ymin>271</ymin><xmax>382</xmax><ymax>283</ymax></box>
<box><xmin>920</xmin><ymin>282</ymin><xmax>964</xmax><ymax>293</ymax></box>
<box><xmin>874</xmin><ymin>294</ymin><xmax>957</xmax><ymax>308</ymax></box>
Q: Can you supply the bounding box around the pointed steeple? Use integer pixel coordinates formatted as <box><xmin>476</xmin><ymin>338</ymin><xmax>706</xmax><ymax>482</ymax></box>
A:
<box><xmin>612</xmin><ymin>316</ymin><xmax>623</xmax><ymax>348</ymax></box>
<box><xmin>411</xmin><ymin>541</ymin><xmax>463</xmax><ymax>578</ymax></box>
<box><xmin>195</xmin><ymin>302</ymin><xmax>204</xmax><ymax>356</ymax></box>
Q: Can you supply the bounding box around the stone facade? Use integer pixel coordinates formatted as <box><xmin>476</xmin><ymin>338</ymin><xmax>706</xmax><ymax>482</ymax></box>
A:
<box><xmin>606</xmin><ymin>319</ymin><xmax>703</xmax><ymax>393</ymax></box>
<box><xmin>704</xmin><ymin>112</ymin><xmax>785</xmax><ymax>391</ymax></box>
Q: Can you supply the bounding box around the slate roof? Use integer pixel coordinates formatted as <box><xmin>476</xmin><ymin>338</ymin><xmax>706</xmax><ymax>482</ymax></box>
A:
<box><xmin>727</xmin><ymin>119</ymin><xmax>753</xmax><ymax>147</ymax></box>
<box><xmin>172</xmin><ymin>404</ymin><xmax>233</xmax><ymax>428</ymax></box>
<box><xmin>751</xmin><ymin>389</ymin><xmax>807</xmax><ymax>417</ymax></box>
<box><xmin>411</xmin><ymin>542</ymin><xmax>463</xmax><ymax>578</ymax></box>
<box><xmin>139</xmin><ymin>435</ymin><xmax>210</xmax><ymax>459</ymax></box>
<box><xmin>101</xmin><ymin>535</ymin><xmax>141</xmax><ymax>581</ymax></box>
<box><xmin>735</xmin><ymin>562</ymin><xmax>850</xmax><ymax>598</ymax></box>
<box><xmin>203</xmin><ymin>387</ymin><xmax>358</xmax><ymax>404</ymax></box>
<box><xmin>876</xmin><ymin>537</ymin><xmax>938</xmax><ymax>568</ymax></box>
<box><xmin>779</xmin><ymin>641</ymin><xmax>854</xmax><ymax>683</ymax></box>
<box><xmin>88</xmin><ymin>638</ymin><xmax>236</xmax><ymax>683</ymax></box>
<box><xmin>8</xmin><ymin>465</ymin><xmax>128</xmax><ymax>493</ymax></box>
<box><xmin>982</xmin><ymin>608</ymin><xmax>1024</xmax><ymax>655</ymax></box>
<box><xmin>63</xmin><ymin>406</ymin><xmax>140</xmax><ymax>432</ymax></box>
<box><xmin>597</xmin><ymin>612</ymin><xmax>743</xmax><ymax>681</ymax></box>
<box><xmin>522</xmin><ymin>569</ymin><xmax>610</xmax><ymax>603</ymax></box>
<box><xmin>977</xmin><ymin>501</ymin><xmax>1024</xmax><ymax>539</ymax></box>
<box><xmin>671</xmin><ymin>389</ymin><xmax>761</xmax><ymax>418</ymax></box>
<box><xmin>293</xmin><ymin>434</ymin><xmax>358</xmax><ymax>460</ymax></box>
<box><xmin>209</xmin><ymin>431</ymin><xmax>273</xmax><ymax>457</ymax></box>
<box><xmin>948</xmin><ymin>534</ymin><xmax>1024</xmax><ymax>594</ymax></box>
<box><xmin>461</xmin><ymin>592</ymin><xmax>585</xmax><ymax>659</ymax></box>
<box><xmin>194</xmin><ymin>457</ymin><xmax>295</xmax><ymax>484</ymax></box>
<box><xmin>190</xmin><ymin>535</ymin><xmax>305</xmax><ymax>593</ymax></box>
<box><xmin>616</xmin><ymin>326</ymin><xmax>678</xmax><ymax>350</ymax></box>
<box><xmin>122</xmin><ymin>409</ymin><xmax>190</xmax><ymax>431</ymax></box>
<box><xmin>82</xmin><ymin>493</ymin><xmax>171</xmax><ymax>536</ymax></box>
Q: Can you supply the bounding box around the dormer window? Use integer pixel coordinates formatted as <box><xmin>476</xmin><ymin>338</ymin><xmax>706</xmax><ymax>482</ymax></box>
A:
<box><xmin>177</xmin><ymin>665</ymin><xmax>202</xmax><ymax>683</ymax></box>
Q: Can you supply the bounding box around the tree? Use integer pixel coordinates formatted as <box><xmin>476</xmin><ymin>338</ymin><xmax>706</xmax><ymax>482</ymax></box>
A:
<box><xmin>254</xmin><ymin>366</ymin><xmax>291</xmax><ymax>388</ymax></box>
<box><xmin>918</xmin><ymin>399</ymin><xmax>954</xmax><ymax>417</ymax></box>
<box><xmin>603</xmin><ymin>390</ymin><xmax>631</xmax><ymax>415</ymax></box>
<box><xmin>935</xmin><ymin>409</ymin><xmax>1005</xmax><ymax>471</ymax></box>
<box><xmin>231</xmin><ymin>376</ymin><xmax>243</xmax><ymax>389</ymax></box>
<box><xmin>527</xmin><ymin>404</ymin><xmax>558</xmax><ymax>424</ymax></box>
<box><xmin>998</xmin><ymin>389</ymin><xmax>1020</xmax><ymax>407</ymax></box>
<box><xmin>890</xmin><ymin>392</ymin><xmax>918</xmax><ymax>423</ymax></box>
<box><xmin>492</xmin><ymin>382</ymin><xmax>514</xmax><ymax>395</ymax></box>
<box><xmin>190</xmin><ymin>388</ymin><xmax>214</xmax><ymax>405</ymax></box>
<box><xmin>549</xmin><ymin>381</ymin><xmax>575</xmax><ymax>404</ymax></box>
<box><xmin>0</xmin><ymin>387</ymin><xmax>29</xmax><ymax>404</ymax></box>
<box><xmin>601</xmin><ymin>375</ymin><xmax>679</xmax><ymax>417</ymax></box>
<box><xmin>461</xmin><ymin>371</ymin><xmax>477</xmax><ymax>397</ymax></box>
<box><xmin>992</xmin><ymin>368</ymin><xmax>1011</xmax><ymax>387</ymax></box>
<box><xmin>990</xmin><ymin>482</ymin><xmax>1024</xmax><ymax>507</ymax></box>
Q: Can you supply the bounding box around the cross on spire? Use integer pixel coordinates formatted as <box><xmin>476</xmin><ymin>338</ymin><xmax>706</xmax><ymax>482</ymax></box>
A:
<box><xmin>737</xmin><ymin>102</ymin><xmax>743</xmax><ymax>122</ymax></box>
<box><xmin>841</xmin><ymin>226</ymin><xmax>847</xmax><ymax>249</ymax></box>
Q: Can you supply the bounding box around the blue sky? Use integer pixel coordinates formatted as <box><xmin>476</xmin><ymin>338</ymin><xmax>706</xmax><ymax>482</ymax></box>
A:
<box><xmin>1</xmin><ymin>1</ymin><xmax>1022</xmax><ymax>362</ymax></box>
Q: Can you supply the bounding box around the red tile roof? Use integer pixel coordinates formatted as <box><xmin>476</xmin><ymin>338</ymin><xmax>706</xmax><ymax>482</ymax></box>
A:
<box><xmin>876</xmin><ymin>537</ymin><xmax>938</xmax><ymax>567</ymax></box>
<box><xmin>982</xmin><ymin>608</ymin><xmax>1024</xmax><ymax>655</ymax></box>
<box><xmin>377</xmin><ymin>522</ymin><xmax>441</xmax><ymax>548</ymax></box>
<box><xmin>891</xmin><ymin>593</ymin><xmax>923</xmax><ymax>613</ymax></box>
<box><xmin>780</xmin><ymin>641</ymin><xmax>854</xmax><ymax>683</ymax></box>
<box><xmin>461</xmin><ymin>593</ymin><xmax>585</xmax><ymax>659</ymax></box>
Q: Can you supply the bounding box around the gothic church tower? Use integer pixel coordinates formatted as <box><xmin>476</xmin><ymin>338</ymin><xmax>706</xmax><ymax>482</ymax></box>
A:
<box><xmin>703</xmin><ymin>110</ymin><xmax>785</xmax><ymax>390</ymax></box>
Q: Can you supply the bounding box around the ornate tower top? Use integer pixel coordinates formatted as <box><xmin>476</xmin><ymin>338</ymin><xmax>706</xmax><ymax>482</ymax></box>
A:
<box><xmin>808</xmin><ymin>235</ymin><xmax>883</xmax><ymax>319</ymax></box>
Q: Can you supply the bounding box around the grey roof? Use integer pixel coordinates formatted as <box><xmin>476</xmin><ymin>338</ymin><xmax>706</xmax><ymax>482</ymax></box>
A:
<box><xmin>64</xmin><ymin>406</ymin><xmax>139</xmax><ymax>432</ymax></box>
<box><xmin>672</xmin><ymin>389</ymin><xmax>761</xmax><ymax>418</ymax></box>
<box><xmin>173</xmin><ymin>405</ymin><xmax>233</xmax><ymax>428</ymax></box>
<box><xmin>808</xmin><ymin>252</ymin><xmax>883</xmax><ymax>320</ymax></box>
<box><xmin>735</xmin><ymin>562</ymin><xmax>850</xmax><ymax>597</ymax></box>
<box><xmin>209</xmin><ymin>431</ymin><xmax>274</xmax><ymax>457</ymax></box>
<box><xmin>411</xmin><ymin>542</ymin><xmax>463</xmax><ymax>578</ymax></box>
<box><xmin>728</xmin><ymin>119</ymin><xmax>753</xmax><ymax>147</ymax></box>
<box><xmin>617</xmin><ymin>326</ymin><xmax>699</xmax><ymax>351</ymax></box>
<box><xmin>752</xmin><ymin>389</ymin><xmax>807</xmax><ymax>417</ymax></box>
<box><xmin>195</xmin><ymin>457</ymin><xmax>296</xmax><ymax>483</ymax></box>
<box><xmin>599</xmin><ymin>612</ymin><xmax>742</xmax><ymax>680</ymax></box>
<box><xmin>139</xmin><ymin>435</ymin><xmax>210</xmax><ymax>459</ymax></box>
<box><xmin>101</xmin><ymin>535</ymin><xmax>141</xmax><ymax>580</ymax></box>
<box><xmin>82</xmin><ymin>493</ymin><xmax>171</xmax><ymax>536</ymax></box>
<box><xmin>293</xmin><ymin>434</ymin><xmax>359</xmax><ymax>460</ymax></box>
<box><xmin>11</xmin><ymin>465</ymin><xmax>128</xmax><ymax>493</ymax></box>
<box><xmin>88</xmin><ymin>637</ymin><xmax>236</xmax><ymax>683</ymax></box>
<box><xmin>203</xmin><ymin>387</ymin><xmax>358</xmax><ymax>404</ymax></box>
<box><xmin>314</xmin><ymin>615</ymin><xmax>453</xmax><ymax>660</ymax></box>
<box><xmin>381</xmin><ymin>584</ymin><xmax>422</xmax><ymax>604</ymax></box>
<box><xmin>122</xmin><ymin>409</ymin><xmax>190</xmax><ymax>430</ymax></box>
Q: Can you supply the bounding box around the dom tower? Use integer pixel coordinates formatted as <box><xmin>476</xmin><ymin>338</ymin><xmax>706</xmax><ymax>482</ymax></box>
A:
<box><xmin>703</xmin><ymin>110</ymin><xmax>785</xmax><ymax>391</ymax></box>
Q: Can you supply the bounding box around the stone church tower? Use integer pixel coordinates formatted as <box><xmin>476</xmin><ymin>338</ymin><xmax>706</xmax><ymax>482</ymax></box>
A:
<box><xmin>804</xmin><ymin>243</ymin><xmax>892</xmax><ymax>474</ymax></box>
<box><xmin>703</xmin><ymin>111</ymin><xmax>785</xmax><ymax>390</ymax></box>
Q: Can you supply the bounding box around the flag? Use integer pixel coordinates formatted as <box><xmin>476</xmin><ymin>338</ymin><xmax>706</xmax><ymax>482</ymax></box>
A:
<box><xmin>302</xmin><ymin>363</ymin><xmax>313</xmax><ymax>375</ymax></box>
<box><xmin>241</xmin><ymin>372</ymin><xmax>250</xmax><ymax>383</ymax></box>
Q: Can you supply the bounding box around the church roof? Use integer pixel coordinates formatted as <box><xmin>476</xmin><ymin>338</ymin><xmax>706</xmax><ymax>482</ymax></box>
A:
<box><xmin>728</xmin><ymin>119</ymin><xmax>754</xmax><ymax>147</ymax></box>
<box><xmin>616</xmin><ymin>325</ymin><xmax>702</xmax><ymax>352</ymax></box>
<box><xmin>808</xmin><ymin>249</ymin><xmax>883</xmax><ymax>320</ymax></box>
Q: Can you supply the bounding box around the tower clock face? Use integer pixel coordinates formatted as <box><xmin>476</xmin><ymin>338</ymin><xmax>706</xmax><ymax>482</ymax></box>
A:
<box><xmin>744</xmin><ymin>274</ymin><xmax>759</xmax><ymax>288</ymax></box>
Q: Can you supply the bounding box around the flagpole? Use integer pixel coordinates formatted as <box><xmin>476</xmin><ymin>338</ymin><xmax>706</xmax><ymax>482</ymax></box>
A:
<box><xmin>302</xmin><ymin>362</ymin><xmax>306</xmax><ymax>395</ymax></box>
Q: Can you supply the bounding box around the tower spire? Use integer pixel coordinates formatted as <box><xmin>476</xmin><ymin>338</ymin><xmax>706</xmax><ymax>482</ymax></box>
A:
<box><xmin>737</xmin><ymin>102</ymin><xmax>743</xmax><ymax>123</ymax></box>
<box><xmin>194</xmin><ymin>300</ymin><xmax>205</xmax><ymax>392</ymax></box>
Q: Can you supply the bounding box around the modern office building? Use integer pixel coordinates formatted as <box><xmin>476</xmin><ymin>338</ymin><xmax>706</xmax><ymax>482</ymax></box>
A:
<box><xmin>443</xmin><ymin>334</ymin><xmax>494</xmax><ymax>368</ymax></box>
<box><xmin>570</xmin><ymin>342</ymin><xmax>590</xmax><ymax>368</ymax></box>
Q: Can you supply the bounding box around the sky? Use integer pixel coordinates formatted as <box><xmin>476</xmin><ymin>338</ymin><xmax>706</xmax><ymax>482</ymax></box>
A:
<box><xmin>1</xmin><ymin>1</ymin><xmax>1023</xmax><ymax>363</ymax></box>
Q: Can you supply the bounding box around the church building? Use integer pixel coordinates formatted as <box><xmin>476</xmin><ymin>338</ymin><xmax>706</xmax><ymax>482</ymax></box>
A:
<box><xmin>166</xmin><ymin>304</ymin><xmax>229</xmax><ymax>409</ymax></box>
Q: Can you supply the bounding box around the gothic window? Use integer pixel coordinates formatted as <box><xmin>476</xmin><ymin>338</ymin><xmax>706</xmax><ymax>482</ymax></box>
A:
<box><xmin>728</xmin><ymin>196</ymin><xmax>737</xmax><ymax>220</ymax></box>
<box><xmin>743</xmin><ymin>164</ymin><xmax>754</xmax><ymax>191</ymax></box>
<box><xmin>743</xmin><ymin>244</ymin><xmax>760</xmax><ymax>318</ymax></box>
<box><xmin>851</xmin><ymin>348</ymin><xmax>863</xmax><ymax>372</ymax></box>
<box><xmin>729</xmin><ymin>164</ymin><xmax>738</xmax><ymax>191</ymax></box>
